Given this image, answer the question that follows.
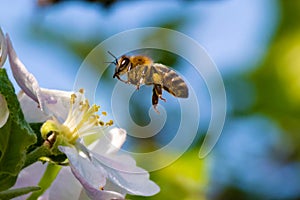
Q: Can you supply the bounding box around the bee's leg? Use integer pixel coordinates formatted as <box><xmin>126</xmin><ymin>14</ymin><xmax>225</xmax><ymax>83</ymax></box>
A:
<box><xmin>136</xmin><ymin>77</ymin><xmax>145</xmax><ymax>90</ymax></box>
<box><xmin>116</xmin><ymin>75</ymin><xmax>130</xmax><ymax>84</ymax></box>
<box><xmin>152</xmin><ymin>86</ymin><xmax>159</xmax><ymax>113</ymax></box>
<box><xmin>152</xmin><ymin>84</ymin><xmax>166</xmax><ymax>113</ymax></box>
<box><xmin>154</xmin><ymin>84</ymin><xmax>166</xmax><ymax>102</ymax></box>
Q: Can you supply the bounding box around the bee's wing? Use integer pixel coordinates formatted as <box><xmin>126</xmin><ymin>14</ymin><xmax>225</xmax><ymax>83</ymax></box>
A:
<box><xmin>152</xmin><ymin>63</ymin><xmax>189</xmax><ymax>98</ymax></box>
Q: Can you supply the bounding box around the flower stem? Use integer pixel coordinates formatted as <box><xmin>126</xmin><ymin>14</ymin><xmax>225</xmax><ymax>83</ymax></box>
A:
<box><xmin>26</xmin><ymin>164</ymin><xmax>62</xmax><ymax>200</ymax></box>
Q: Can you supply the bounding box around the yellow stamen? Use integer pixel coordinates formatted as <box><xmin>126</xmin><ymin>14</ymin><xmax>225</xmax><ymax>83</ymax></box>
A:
<box><xmin>70</xmin><ymin>94</ymin><xmax>76</xmax><ymax>104</ymax></box>
<box><xmin>105</xmin><ymin>120</ymin><xmax>114</xmax><ymax>126</ymax></box>
<box><xmin>49</xmin><ymin>90</ymin><xmax>113</xmax><ymax>145</ymax></box>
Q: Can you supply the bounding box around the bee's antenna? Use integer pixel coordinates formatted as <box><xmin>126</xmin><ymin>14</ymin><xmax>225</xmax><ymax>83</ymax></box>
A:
<box><xmin>104</xmin><ymin>61</ymin><xmax>115</xmax><ymax>64</ymax></box>
<box><xmin>107</xmin><ymin>51</ymin><xmax>118</xmax><ymax>65</ymax></box>
<box><xmin>107</xmin><ymin>51</ymin><xmax>117</xmax><ymax>60</ymax></box>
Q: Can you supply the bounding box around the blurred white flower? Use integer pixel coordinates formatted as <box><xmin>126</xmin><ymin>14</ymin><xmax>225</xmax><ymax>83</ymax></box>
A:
<box><xmin>0</xmin><ymin>27</ymin><xmax>7</xmax><ymax>67</ymax></box>
<box><xmin>7</xmin><ymin>34</ymin><xmax>160</xmax><ymax>199</ymax></box>
<box><xmin>0</xmin><ymin>27</ymin><xmax>8</xmax><ymax>128</ymax></box>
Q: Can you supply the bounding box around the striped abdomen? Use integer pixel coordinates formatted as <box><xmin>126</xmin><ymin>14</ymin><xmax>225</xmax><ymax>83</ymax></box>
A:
<box><xmin>150</xmin><ymin>63</ymin><xmax>188</xmax><ymax>98</ymax></box>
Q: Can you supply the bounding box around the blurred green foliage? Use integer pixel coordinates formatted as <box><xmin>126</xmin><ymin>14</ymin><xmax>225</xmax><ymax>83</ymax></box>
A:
<box><xmin>251</xmin><ymin>0</ymin><xmax>300</xmax><ymax>159</ymax></box>
<box><xmin>129</xmin><ymin>149</ymin><xmax>208</xmax><ymax>200</ymax></box>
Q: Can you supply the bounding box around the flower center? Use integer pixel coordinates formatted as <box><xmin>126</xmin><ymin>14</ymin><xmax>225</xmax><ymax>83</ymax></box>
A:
<box><xmin>41</xmin><ymin>89</ymin><xmax>113</xmax><ymax>146</ymax></box>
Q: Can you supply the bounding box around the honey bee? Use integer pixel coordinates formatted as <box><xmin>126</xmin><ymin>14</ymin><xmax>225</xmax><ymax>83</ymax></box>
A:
<box><xmin>109</xmin><ymin>52</ymin><xmax>189</xmax><ymax>112</ymax></box>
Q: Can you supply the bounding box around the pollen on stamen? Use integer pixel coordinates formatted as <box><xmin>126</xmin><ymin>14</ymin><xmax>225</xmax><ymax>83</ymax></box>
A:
<box><xmin>101</xmin><ymin>111</ymin><xmax>107</xmax><ymax>116</ymax></box>
<box><xmin>105</xmin><ymin>120</ymin><xmax>113</xmax><ymax>126</ymax></box>
<box><xmin>99</xmin><ymin>121</ymin><xmax>105</xmax><ymax>126</ymax></box>
<box><xmin>91</xmin><ymin>105</ymin><xmax>100</xmax><ymax>112</ymax></box>
<box><xmin>79</xmin><ymin>88</ymin><xmax>85</xmax><ymax>94</ymax></box>
<box><xmin>70</xmin><ymin>94</ymin><xmax>77</xmax><ymax>104</ymax></box>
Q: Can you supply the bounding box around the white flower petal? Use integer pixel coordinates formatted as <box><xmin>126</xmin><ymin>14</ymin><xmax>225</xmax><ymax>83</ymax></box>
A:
<box><xmin>61</xmin><ymin>138</ymin><xmax>159</xmax><ymax>197</ymax></box>
<box><xmin>18</xmin><ymin>91</ymin><xmax>49</xmax><ymax>123</ymax></box>
<box><xmin>6</xmin><ymin>34</ymin><xmax>41</xmax><ymax>104</ymax></box>
<box><xmin>18</xmin><ymin>88</ymin><xmax>74</xmax><ymax>123</ymax></box>
<box><xmin>12</xmin><ymin>162</ymin><xmax>46</xmax><ymax>200</ymax></box>
<box><xmin>90</xmin><ymin>129</ymin><xmax>159</xmax><ymax>195</ymax></box>
<box><xmin>0</xmin><ymin>27</ymin><xmax>7</xmax><ymax>67</ymax></box>
<box><xmin>13</xmin><ymin>160</ymin><xmax>85</xmax><ymax>200</ymax></box>
<box><xmin>92</xmin><ymin>152</ymin><xmax>160</xmax><ymax>196</ymax></box>
<box><xmin>39</xmin><ymin>88</ymin><xmax>73</xmax><ymax>122</ymax></box>
<box><xmin>48</xmin><ymin>167</ymin><xmax>83</xmax><ymax>200</ymax></box>
<box><xmin>77</xmin><ymin>184</ymin><xmax>125</xmax><ymax>200</ymax></box>
<box><xmin>106</xmin><ymin>128</ymin><xmax>126</xmax><ymax>154</ymax></box>
<box><xmin>58</xmin><ymin>146</ymin><xmax>107</xmax><ymax>189</ymax></box>
<box><xmin>0</xmin><ymin>94</ymin><xmax>9</xmax><ymax>128</ymax></box>
<box><xmin>59</xmin><ymin>145</ymin><xmax>125</xmax><ymax>200</ymax></box>
<box><xmin>92</xmin><ymin>128</ymin><xmax>126</xmax><ymax>155</ymax></box>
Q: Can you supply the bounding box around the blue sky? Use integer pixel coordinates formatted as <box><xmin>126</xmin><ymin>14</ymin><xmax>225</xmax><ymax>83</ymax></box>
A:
<box><xmin>1</xmin><ymin>0</ymin><xmax>278</xmax><ymax>91</ymax></box>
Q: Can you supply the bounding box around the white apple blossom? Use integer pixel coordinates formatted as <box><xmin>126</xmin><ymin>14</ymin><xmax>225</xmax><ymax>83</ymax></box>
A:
<box><xmin>7</xmin><ymin>34</ymin><xmax>160</xmax><ymax>199</ymax></box>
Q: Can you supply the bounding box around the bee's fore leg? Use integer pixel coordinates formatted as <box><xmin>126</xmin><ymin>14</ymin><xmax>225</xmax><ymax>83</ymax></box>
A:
<box><xmin>116</xmin><ymin>75</ymin><xmax>130</xmax><ymax>84</ymax></box>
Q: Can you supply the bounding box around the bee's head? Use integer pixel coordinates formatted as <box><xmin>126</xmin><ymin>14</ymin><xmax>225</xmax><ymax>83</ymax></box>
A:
<box><xmin>107</xmin><ymin>51</ymin><xmax>131</xmax><ymax>79</ymax></box>
<box><xmin>113</xmin><ymin>58</ymin><xmax>130</xmax><ymax>80</ymax></box>
<box><xmin>114</xmin><ymin>56</ymin><xmax>131</xmax><ymax>76</ymax></box>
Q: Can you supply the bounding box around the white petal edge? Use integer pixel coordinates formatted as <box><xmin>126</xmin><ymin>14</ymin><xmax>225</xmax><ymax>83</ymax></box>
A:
<box><xmin>0</xmin><ymin>94</ymin><xmax>9</xmax><ymax>128</ymax></box>
<box><xmin>0</xmin><ymin>27</ymin><xmax>7</xmax><ymax>67</ymax></box>
<box><xmin>6</xmin><ymin>34</ymin><xmax>41</xmax><ymax>104</ymax></box>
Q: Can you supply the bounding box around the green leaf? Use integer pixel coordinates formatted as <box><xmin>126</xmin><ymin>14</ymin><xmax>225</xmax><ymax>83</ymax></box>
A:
<box><xmin>0</xmin><ymin>69</ymin><xmax>37</xmax><ymax>191</ymax></box>
<box><xmin>0</xmin><ymin>186</ymin><xmax>40</xmax><ymax>199</ymax></box>
<box><xmin>0</xmin><ymin>174</ymin><xmax>17</xmax><ymax>192</ymax></box>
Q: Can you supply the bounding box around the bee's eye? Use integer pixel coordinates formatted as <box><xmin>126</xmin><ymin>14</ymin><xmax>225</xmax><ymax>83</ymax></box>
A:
<box><xmin>119</xmin><ymin>58</ymin><xmax>130</xmax><ymax>70</ymax></box>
